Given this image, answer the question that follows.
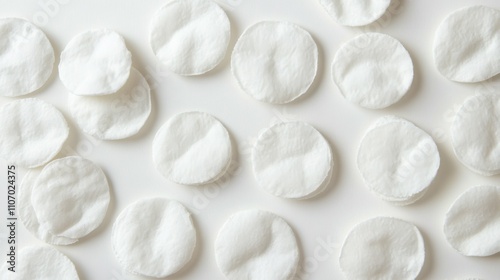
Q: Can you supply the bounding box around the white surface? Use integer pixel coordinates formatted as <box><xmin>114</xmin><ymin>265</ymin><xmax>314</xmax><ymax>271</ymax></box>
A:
<box><xmin>0</xmin><ymin>0</ymin><xmax>500</xmax><ymax>279</ymax></box>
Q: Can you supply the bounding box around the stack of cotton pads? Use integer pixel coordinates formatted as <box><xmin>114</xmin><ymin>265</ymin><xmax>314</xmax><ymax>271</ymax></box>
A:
<box><xmin>60</xmin><ymin>29</ymin><xmax>151</xmax><ymax>140</ymax></box>
<box><xmin>19</xmin><ymin>156</ymin><xmax>110</xmax><ymax>244</ymax></box>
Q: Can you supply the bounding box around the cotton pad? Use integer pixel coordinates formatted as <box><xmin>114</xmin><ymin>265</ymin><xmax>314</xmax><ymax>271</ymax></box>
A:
<box><xmin>444</xmin><ymin>185</ymin><xmax>500</xmax><ymax>256</ymax></box>
<box><xmin>112</xmin><ymin>198</ymin><xmax>196</xmax><ymax>278</ymax></box>
<box><xmin>68</xmin><ymin>67</ymin><xmax>151</xmax><ymax>140</ymax></box>
<box><xmin>332</xmin><ymin>33</ymin><xmax>413</xmax><ymax>109</ymax></box>
<box><xmin>152</xmin><ymin>111</ymin><xmax>232</xmax><ymax>185</ymax></box>
<box><xmin>231</xmin><ymin>21</ymin><xmax>318</xmax><ymax>104</ymax></box>
<box><xmin>19</xmin><ymin>169</ymin><xmax>78</xmax><ymax>245</ymax></box>
<box><xmin>0</xmin><ymin>18</ymin><xmax>54</xmax><ymax>97</ymax></box>
<box><xmin>0</xmin><ymin>246</ymin><xmax>79</xmax><ymax>280</ymax></box>
<box><xmin>214</xmin><ymin>209</ymin><xmax>299</xmax><ymax>280</ymax></box>
<box><xmin>433</xmin><ymin>5</ymin><xmax>500</xmax><ymax>83</ymax></box>
<box><xmin>451</xmin><ymin>93</ymin><xmax>500</xmax><ymax>176</ymax></box>
<box><xmin>150</xmin><ymin>0</ymin><xmax>230</xmax><ymax>75</ymax></box>
<box><xmin>339</xmin><ymin>217</ymin><xmax>425</xmax><ymax>280</ymax></box>
<box><xmin>357</xmin><ymin>116</ymin><xmax>440</xmax><ymax>205</ymax></box>
<box><xmin>0</xmin><ymin>98</ymin><xmax>69</xmax><ymax>168</ymax></box>
<box><xmin>252</xmin><ymin>121</ymin><xmax>333</xmax><ymax>199</ymax></box>
<box><xmin>31</xmin><ymin>156</ymin><xmax>110</xmax><ymax>239</ymax></box>
<box><xmin>318</xmin><ymin>0</ymin><xmax>391</xmax><ymax>26</ymax></box>
<box><xmin>59</xmin><ymin>29</ymin><xmax>132</xmax><ymax>95</ymax></box>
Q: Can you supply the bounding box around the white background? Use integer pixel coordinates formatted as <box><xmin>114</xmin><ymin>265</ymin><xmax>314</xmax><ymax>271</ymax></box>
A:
<box><xmin>1</xmin><ymin>0</ymin><xmax>500</xmax><ymax>279</ymax></box>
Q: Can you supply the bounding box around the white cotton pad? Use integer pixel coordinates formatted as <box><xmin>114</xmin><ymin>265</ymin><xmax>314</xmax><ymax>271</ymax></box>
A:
<box><xmin>150</xmin><ymin>0</ymin><xmax>230</xmax><ymax>75</ymax></box>
<box><xmin>451</xmin><ymin>93</ymin><xmax>500</xmax><ymax>176</ymax></box>
<box><xmin>318</xmin><ymin>0</ymin><xmax>391</xmax><ymax>26</ymax></box>
<box><xmin>332</xmin><ymin>33</ymin><xmax>414</xmax><ymax>109</ymax></box>
<box><xmin>31</xmin><ymin>156</ymin><xmax>110</xmax><ymax>239</ymax></box>
<box><xmin>215</xmin><ymin>209</ymin><xmax>299</xmax><ymax>280</ymax></box>
<box><xmin>59</xmin><ymin>29</ymin><xmax>132</xmax><ymax>95</ymax></box>
<box><xmin>444</xmin><ymin>185</ymin><xmax>500</xmax><ymax>257</ymax></box>
<box><xmin>231</xmin><ymin>21</ymin><xmax>318</xmax><ymax>104</ymax></box>
<box><xmin>0</xmin><ymin>246</ymin><xmax>79</xmax><ymax>280</ymax></box>
<box><xmin>0</xmin><ymin>18</ymin><xmax>54</xmax><ymax>97</ymax></box>
<box><xmin>433</xmin><ymin>5</ymin><xmax>500</xmax><ymax>83</ymax></box>
<box><xmin>152</xmin><ymin>111</ymin><xmax>232</xmax><ymax>185</ymax></box>
<box><xmin>19</xmin><ymin>169</ymin><xmax>78</xmax><ymax>245</ymax></box>
<box><xmin>252</xmin><ymin>121</ymin><xmax>333</xmax><ymax>199</ymax></box>
<box><xmin>68</xmin><ymin>67</ymin><xmax>151</xmax><ymax>140</ymax></box>
<box><xmin>112</xmin><ymin>198</ymin><xmax>196</xmax><ymax>278</ymax></box>
<box><xmin>357</xmin><ymin>116</ymin><xmax>440</xmax><ymax>205</ymax></box>
<box><xmin>339</xmin><ymin>217</ymin><xmax>425</xmax><ymax>280</ymax></box>
<box><xmin>0</xmin><ymin>98</ymin><xmax>69</xmax><ymax>168</ymax></box>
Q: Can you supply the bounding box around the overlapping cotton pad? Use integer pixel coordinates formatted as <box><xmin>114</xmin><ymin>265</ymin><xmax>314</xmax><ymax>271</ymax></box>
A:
<box><xmin>252</xmin><ymin>121</ymin><xmax>333</xmax><ymax>199</ymax></box>
<box><xmin>318</xmin><ymin>0</ymin><xmax>391</xmax><ymax>26</ymax></box>
<box><xmin>112</xmin><ymin>198</ymin><xmax>196</xmax><ymax>278</ymax></box>
<box><xmin>19</xmin><ymin>169</ymin><xmax>78</xmax><ymax>245</ymax></box>
<box><xmin>433</xmin><ymin>5</ymin><xmax>500</xmax><ymax>83</ymax></box>
<box><xmin>59</xmin><ymin>29</ymin><xmax>132</xmax><ymax>95</ymax></box>
<box><xmin>451</xmin><ymin>93</ymin><xmax>500</xmax><ymax>176</ymax></box>
<box><xmin>152</xmin><ymin>111</ymin><xmax>232</xmax><ymax>185</ymax></box>
<box><xmin>231</xmin><ymin>21</ymin><xmax>318</xmax><ymax>104</ymax></box>
<box><xmin>444</xmin><ymin>185</ymin><xmax>500</xmax><ymax>256</ymax></box>
<box><xmin>0</xmin><ymin>98</ymin><xmax>69</xmax><ymax>168</ymax></box>
<box><xmin>339</xmin><ymin>217</ymin><xmax>425</xmax><ymax>280</ymax></box>
<box><xmin>357</xmin><ymin>116</ymin><xmax>440</xmax><ymax>205</ymax></box>
<box><xmin>150</xmin><ymin>0</ymin><xmax>230</xmax><ymax>75</ymax></box>
<box><xmin>0</xmin><ymin>18</ymin><xmax>55</xmax><ymax>97</ymax></box>
<box><xmin>332</xmin><ymin>33</ymin><xmax>413</xmax><ymax>109</ymax></box>
<box><xmin>31</xmin><ymin>156</ymin><xmax>110</xmax><ymax>239</ymax></box>
<box><xmin>214</xmin><ymin>209</ymin><xmax>299</xmax><ymax>280</ymax></box>
<box><xmin>0</xmin><ymin>246</ymin><xmax>79</xmax><ymax>280</ymax></box>
<box><xmin>68</xmin><ymin>67</ymin><xmax>151</xmax><ymax>140</ymax></box>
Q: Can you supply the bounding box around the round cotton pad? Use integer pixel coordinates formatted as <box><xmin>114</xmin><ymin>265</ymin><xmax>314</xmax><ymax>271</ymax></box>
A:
<box><xmin>59</xmin><ymin>29</ymin><xmax>132</xmax><ymax>95</ymax></box>
<box><xmin>214</xmin><ymin>209</ymin><xmax>299</xmax><ymax>280</ymax></box>
<box><xmin>112</xmin><ymin>198</ymin><xmax>196</xmax><ymax>278</ymax></box>
<box><xmin>19</xmin><ymin>169</ymin><xmax>78</xmax><ymax>245</ymax></box>
<box><xmin>357</xmin><ymin>116</ymin><xmax>440</xmax><ymax>205</ymax></box>
<box><xmin>252</xmin><ymin>121</ymin><xmax>333</xmax><ymax>199</ymax></box>
<box><xmin>0</xmin><ymin>18</ymin><xmax>54</xmax><ymax>97</ymax></box>
<box><xmin>0</xmin><ymin>98</ymin><xmax>69</xmax><ymax>168</ymax></box>
<box><xmin>451</xmin><ymin>93</ymin><xmax>500</xmax><ymax>176</ymax></box>
<box><xmin>332</xmin><ymin>33</ymin><xmax>413</xmax><ymax>109</ymax></box>
<box><xmin>68</xmin><ymin>67</ymin><xmax>151</xmax><ymax>140</ymax></box>
<box><xmin>31</xmin><ymin>156</ymin><xmax>110</xmax><ymax>239</ymax></box>
<box><xmin>231</xmin><ymin>21</ymin><xmax>318</xmax><ymax>104</ymax></box>
<box><xmin>318</xmin><ymin>0</ymin><xmax>391</xmax><ymax>26</ymax></box>
<box><xmin>433</xmin><ymin>5</ymin><xmax>500</xmax><ymax>83</ymax></box>
<box><xmin>340</xmin><ymin>217</ymin><xmax>425</xmax><ymax>280</ymax></box>
<box><xmin>444</xmin><ymin>185</ymin><xmax>500</xmax><ymax>256</ymax></box>
<box><xmin>150</xmin><ymin>0</ymin><xmax>230</xmax><ymax>75</ymax></box>
<box><xmin>152</xmin><ymin>111</ymin><xmax>232</xmax><ymax>185</ymax></box>
<box><xmin>0</xmin><ymin>246</ymin><xmax>79</xmax><ymax>280</ymax></box>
